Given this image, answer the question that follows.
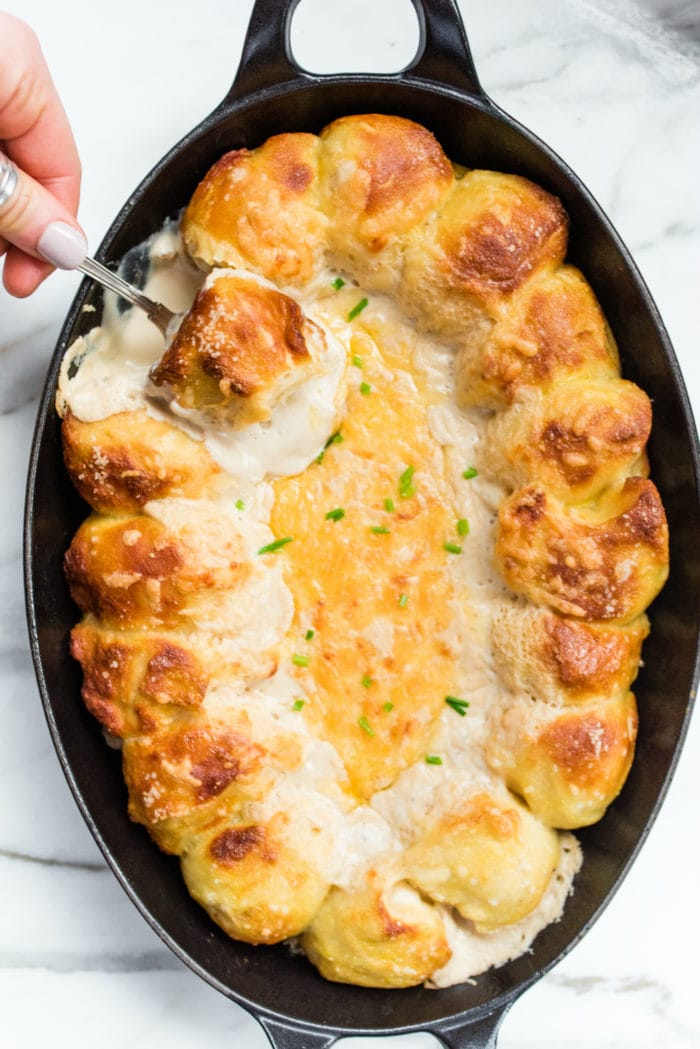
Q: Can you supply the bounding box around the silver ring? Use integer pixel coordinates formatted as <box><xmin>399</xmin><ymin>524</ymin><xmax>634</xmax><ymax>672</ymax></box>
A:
<box><xmin>0</xmin><ymin>151</ymin><xmax>19</xmax><ymax>208</ymax></box>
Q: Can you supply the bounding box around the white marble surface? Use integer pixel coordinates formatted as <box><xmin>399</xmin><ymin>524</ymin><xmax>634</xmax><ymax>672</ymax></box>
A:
<box><xmin>1</xmin><ymin>1</ymin><xmax>699</xmax><ymax>1046</ymax></box>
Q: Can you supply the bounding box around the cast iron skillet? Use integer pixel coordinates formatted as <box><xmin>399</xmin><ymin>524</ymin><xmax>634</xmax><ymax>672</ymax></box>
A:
<box><xmin>25</xmin><ymin>1</ymin><xmax>700</xmax><ymax>1046</ymax></box>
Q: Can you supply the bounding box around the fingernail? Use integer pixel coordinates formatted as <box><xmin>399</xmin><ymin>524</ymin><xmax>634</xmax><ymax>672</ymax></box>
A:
<box><xmin>37</xmin><ymin>221</ymin><xmax>88</xmax><ymax>270</ymax></box>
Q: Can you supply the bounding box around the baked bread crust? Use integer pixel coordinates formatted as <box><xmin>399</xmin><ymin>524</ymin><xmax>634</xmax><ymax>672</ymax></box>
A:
<box><xmin>60</xmin><ymin>113</ymin><xmax>668</xmax><ymax>989</ymax></box>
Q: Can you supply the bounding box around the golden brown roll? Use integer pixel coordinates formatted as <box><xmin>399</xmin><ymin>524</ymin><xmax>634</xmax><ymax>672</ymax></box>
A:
<box><xmin>486</xmin><ymin>692</ymin><xmax>638</xmax><ymax>828</ymax></box>
<box><xmin>456</xmin><ymin>265</ymin><xmax>619</xmax><ymax>408</ymax></box>
<box><xmin>319</xmin><ymin>113</ymin><xmax>454</xmax><ymax>292</ymax></box>
<box><xmin>181</xmin><ymin>132</ymin><xmax>328</xmax><ymax>285</ymax></box>
<box><xmin>180</xmin><ymin>809</ymin><xmax>332</xmax><ymax>944</ymax></box>
<box><xmin>496</xmin><ymin>478</ymin><xmax>668</xmax><ymax>622</ymax></box>
<box><xmin>64</xmin><ymin>506</ymin><xmax>251</xmax><ymax>630</ymax></box>
<box><xmin>404</xmin><ymin>792</ymin><xmax>560</xmax><ymax>931</ymax></box>
<box><xmin>150</xmin><ymin>270</ymin><xmax>328</xmax><ymax>422</ymax></box>
<box><xmin>483</xmin><ymin>379</ymin><xmax>651</xmax><ymax>501</ymax></box>
<box><xmin>400</xmin><ymin>170</ymin><xmax>568</xmax><ymax>342</ymax></box>
<box><xmin>490</xmin><ymin>603</ymin><xmax>649</xmax><ymax>705</ymax></box>
<box><xmin>62</xmin><ymin>409</ymin><xmax>225</xmax><ymax>514</ymax></box>
<box><xmin>301</xmin><ymin>876</ymin><xmax>452</xmax><ymax>988</ymax></box>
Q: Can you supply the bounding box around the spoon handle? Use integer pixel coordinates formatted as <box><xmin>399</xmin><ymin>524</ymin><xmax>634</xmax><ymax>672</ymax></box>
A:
<box><xmin>77</xmin><ymin>255</ymin><xmax>176</xmax><ymax>336</ymax></box>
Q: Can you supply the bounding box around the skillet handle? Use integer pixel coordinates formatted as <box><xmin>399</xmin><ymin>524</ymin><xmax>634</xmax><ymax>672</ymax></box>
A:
<box><xmin>433</xmin><ymin>1004</ymin><xmax>512</xmax><ymax>1049</ymax></box>
<box><xmin>258</xmin><ymin>1016</ymin><xmax>337</xmax><ymax>1049</ymax></box>
<box><xmin>225</xmin><ymin>0</ymin><xmax>484</xmax><ymax>101</ymax></box>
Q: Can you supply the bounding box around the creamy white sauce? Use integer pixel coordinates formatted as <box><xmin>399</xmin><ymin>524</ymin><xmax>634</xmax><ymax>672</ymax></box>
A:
<box><xmin>58</xmin><ymin>228</ymin><xmax>582</xmax><ymax>988</ymax></box>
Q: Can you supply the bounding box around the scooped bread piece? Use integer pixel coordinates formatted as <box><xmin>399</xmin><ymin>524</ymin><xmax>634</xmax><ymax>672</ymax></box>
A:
<box><xmin>456</xmin><ymin>265</ymin><xmax>619</xmax><ymax>408</ymax></box>
<box><xmin>150</xmin><ymin>271</ymin><xmax>327</xmax><ymax>424</ymax></box>
<box><xmin>62</xmin><ymin>409</ymin><xmax>225</xmax><ymax>514</ymax></box>
<box><xmin>486</xmin><ymin>692</ymin><xmax>638</xmax><ymax>828</ymax></box>
<box><xmin>319</xmin><ymin>113</ymin><xmax>454</xmax><ymax>292</ymax></box>
<box><xmin>301</xmin><ymin>877</ymin><xmax>452</xmax><ymax>988</ymax></box>
<box><xmin>404</xmin><ymin>791</ymin><xmax>560</xmax><ymax>931</ymax></box>
<box><xmin>181</xmin><ymin>132</ymin><xmax>327</xmax><ymax>285</ymax></box>
<box><xmin>490</xmin><ymin>604</ymin><xmax>649</xmax><ymax>706</ymax></box>
<box><xmin>496</xmin><ymin>478</ymin><xmax>668</xmax><ymax>622</ymax></box>
<box><xmin>482</xmin><ymin>379</ymin><xmax>651</xmax><ymax>502</ymax></box>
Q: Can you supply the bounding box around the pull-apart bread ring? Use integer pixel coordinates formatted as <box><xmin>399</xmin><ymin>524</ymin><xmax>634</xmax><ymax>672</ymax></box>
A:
<box><xmin>58</xmin><ymin>113</ymin><xmax>668</xmax><ymax>990</ymax></box>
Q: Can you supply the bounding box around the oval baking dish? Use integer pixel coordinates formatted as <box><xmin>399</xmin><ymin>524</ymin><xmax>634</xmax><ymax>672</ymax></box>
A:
<box><xmin>24</xmin><ymin>1</ymin><xmax>700</xmax><ymax>1046</ymax></box>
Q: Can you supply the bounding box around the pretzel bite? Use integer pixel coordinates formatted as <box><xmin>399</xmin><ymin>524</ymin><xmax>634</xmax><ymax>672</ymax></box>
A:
<box><xmin>400</xmin><ymin>170</ymin><xmax>568</xmax><ymax>342</ymax></box>
<box><xmin>64</xmin><ymin>505</ymin><xmax>252</xmax><ymax>630</ymax></box>
<box><xmin>62</xmin><ymin>409</ymin><xmax>224</xmax><ymax>514</ymax></box>
<box><xmin>496</xmin><ymin>478</ymin><xmax>668</xmax><ymax>622</ymax></box>
<box><xmin>486</xmin><ymin>692</ymin><xmax>638</xmax><ymax>828</ymax></box>
<box><xmin>181</xmin><ymin>132</ymin><xmax>327</xmax><ymax>285</ymax></box>
<box><xmin>404</xmin><ymin>792</ymin><xmax>559</xmax><ymax>931</ymax></box>
<box><xmin>180</xmin><ymin>809</ymin><xmax>332</xmax><ymax>944</ymax></box>
<box><xmin>319</xmin><ymin>114</ymin><xmax>454</xmax><ymax>292</ymax></box>
<box><xmin>150</xmin><ymin>271</ymin><xmax>329</xmax><ymax>425</ymax></box>
<box><xmin>490</xmin><ymin>604</ymin><xmax>649</xmax><ymax>705</ymax></box>
<box><xmin>301</xmin><ymin>877</ymin><xmax>451</xmax><ymax>988</ymax></box>
<box><xmin>457</xmin><ymin>265</ymin><xmax>619</xmax><ymax>408</ymax></box>
<box><xmin>482</xmin><ymin>379</ymin><xmax>651</xmax><ymax>501</ymax></box>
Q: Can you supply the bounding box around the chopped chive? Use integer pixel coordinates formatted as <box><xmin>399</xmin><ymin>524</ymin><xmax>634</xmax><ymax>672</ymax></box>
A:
<box><xmin>235</xmin><ymin>499</ymin><xmax>245</xmax><ymax>511</ymax></box>
<box><xmin>462</xmin><ymin>466</ymin><xmax>478</xmax><ymax>480</ymax></box>
<box><xmin>331</xmin><ymin>276</ymin><xmax>346</xmax><ymax>290</ymax></box>
<box><xmin>348</xmin><ymin>297</ymin><xmax>369</xmax><ymax>321</ymax></box>
<box><xmin>445</xmin><ymin>695</ymin><xmax>470</xmax><ymax>716</ymax></box>
<box><xmin>292</xmin><ymin>653</ymin><xmax>309</xmax><ymax>668</ymax></box>
<box><xmin>361</xmin><ymin>674</ymin><xmax>373</xmax><ymax>688</ymax></box>
<box><xmin>384</xmin><ymin>498</ymin><xmax>395</xmax><ymax>512</ymax></box>
<box><xmin>399</xmin><ymin>465</ymin><xmax>416</xmax><ymax>499</ymax></box>
<box><xmin>457</xmin><ymin>518</ymin><xmax>470</xmax><ymax>537</ymax></box>
<box><xmin>443</xmin><ymin>542</ymin><xmax>462</xmax><ymax>555</ymax></box>
<box><xmin>357</xmin><ymin>716</ymin><xmax>376</xmax><ymax>737</ymax></box>
<box><xmin>258</xmin><ymin>536</ymin><xmax>293</xmax><ymax>555</ymax></box>
<box><xmin>359</xmin><ymin>381</ymin><xmax>372</xmax><ymax>396</ymax></box>
<box><xmin>383</xmin><ymin>701</ymin><xmax>394</xmax><ymax>713</ymax></box>
<box><xmin>326</xmin><ymin>431</ymin><xmax>343</xmax><ymax>447</ymax></box>
<box><xmin>398</xmin><ymin>593</ymin><xmax>409</xmax><ymax>608</ymax></box>
<box><xmin>325</xmin><ymin>507</ymin><xmax>346</xmax><ymax>522</ymax></box>
<box><xmin>370</xmin><ymin>525</ymin><xmax>391</xmax><ymax>535</ymax></box>
<box><xmin>292</xmin><ymin>699</ymin><xmax>305</xmax><ymax>711</ymax></box>
<box><xmin>352</xmin><ymin>354</ymin><xmax>364</xmax><ymax>368</ymax></box>
<box><xmin>305</xmin><ymin>629</ymin><xmax>315</xmax><ymax>641</ymax></box>
<box><xmin>426</xmin><ymin>754</ymin><xmax>443</xmax><ymax>765</ymax></box>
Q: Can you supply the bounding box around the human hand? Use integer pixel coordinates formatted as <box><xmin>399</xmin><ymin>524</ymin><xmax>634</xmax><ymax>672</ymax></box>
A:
<box><xmin>0</xmin><ymin>14</ymin><xmax>86</xmax><ymax>297</ymax></box>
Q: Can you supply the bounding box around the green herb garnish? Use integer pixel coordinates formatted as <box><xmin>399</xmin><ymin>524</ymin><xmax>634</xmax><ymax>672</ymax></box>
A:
<box><xmin>359</xmin><ymin>381</ymin><xmax>372</xmax><ymax>396</ymax></box>
<box><xmin>383</xmin><ymin>702</ymin><xmax>394</xmax><ymax>713</ymax></box>
<box><xmin>331</xmin><ymin>277</ymin><xmax>346</xmax><ymax>290</ymax></box>
<box><xmin>292</xmin><ymin>699</ymin><xmax>305</xmax><ymax>711</ymax></box>
<box><xmin>361</xmin><ymin>674</ymin><xmax>373</xmax><ymax>688</ymax></box>
<box><xmin>357</xmin><ymin>716</ymin><xmax>376</xmax><ymax>737</ymax></box>
<box><xmin>352</xmin><ymin>354</ymin><xmax>363</xmax><ymax>368</ymax></box>
<box><xmin>348</xmin><ymin>297</ymin><xmax>369</xmax><ymax>321</ymax></box>
<box><xmin>443</xmin><ymin>542</ymin><xmax>462</xmax><ymax>555</ymax></box>
<box><xmin>258</xmin><ymin>537</ymin><xmax>293</xmax><ymax>555</ymax></box>
<box><xmin>399</xmin><ymin>465</ymin><xmax>416</xmax><ymax>499</ymax></box>
<box><xmin>326</xmin><ymin>507</ymin><xmax>346</xmax><ymax>522</ymax></box>
<box><xmin>292</xmin><ymin>653</ymin><xmax>309</xmax><ymax>668</ymax></box>
<box><xmin>426</xmin><ymin>755</ymin><xmax>443</xmax><ymax>765</ymax></box>
<box><xmin>457</xmin><ymin>518</ymin><xmax>470</xmax><ymax>537</ymax></box>
<box><xmin>305</xmin><ymin>629</ymin><xmax>315</xmax><ymax>641</ymax></box>
<box><xmin>462</xmin><ymin>466</ymin><xmax>478</xmax><ymax>480</ymax></box>
<box><xmin>384</xmin><ymin>498</ymin><xmax>395</xmax><ymax>512</ymax></box>
<box><xmin>370</xmin><ymin>525</ymin><xmax>390</xmax><ymax>535</ymax></box>
<box><xmin>398</xmin><ymin>593</ymin><xmax>409</xmax><ymax>608</ymax></box>
<box><xmin>445</xmin><ymin>695</ymin><xmax>470</xmax><ymax>716</ymax></box>
<box><xmin>235</xmin><ymin>499</ymin><xmax>245</xmax><ymax>510</ymax></box>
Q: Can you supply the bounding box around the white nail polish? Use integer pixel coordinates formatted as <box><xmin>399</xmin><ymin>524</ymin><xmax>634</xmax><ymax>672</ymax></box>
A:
<box><xmin>37</xmin><ymin>221</ymin><xmax>88</xmax><ymax>270</ymax></box>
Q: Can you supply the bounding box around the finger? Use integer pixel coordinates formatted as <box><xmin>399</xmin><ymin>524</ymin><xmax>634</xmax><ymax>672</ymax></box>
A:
<box><xmin>2</xmin><ymin>244</ymin><xmax>53</xmax><ymax>298</ymax></box>
<box><xmin>0</xmin><ymin>158</ymin><xmax>87</xmax><ymax>268</ymax></box>
<box><xmin>0</xmin><ymin>15</ymin><xmax>81</xmax><ymax>215</ymax></box>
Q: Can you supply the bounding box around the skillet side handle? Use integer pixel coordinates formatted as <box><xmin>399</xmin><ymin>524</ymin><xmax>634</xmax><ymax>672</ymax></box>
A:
<box><xmin>433</xmin><ymin>1004</ymin><xmax>512</xmax><ymax>1049</ymax></box>
<box><xmin>406</xmin><ymin>0</ymin><xmax>485</xmax><ymax>97</ymax></box>
<box><xmin>258</xmin><ymin>1017</ymin><xmax>338</xmax><ymax>1049</ymax></box>
<box><xmin>225</xmin><ymin>0</ymin><xmax>306</xmax><ymax>102</ymax></box>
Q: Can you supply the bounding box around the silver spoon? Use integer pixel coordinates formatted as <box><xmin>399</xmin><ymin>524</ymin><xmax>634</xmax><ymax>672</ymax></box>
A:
<box><xmin>76</xmin><ymin>255</ymin><xmax>177</xmax><ymax>336</ymax></box>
